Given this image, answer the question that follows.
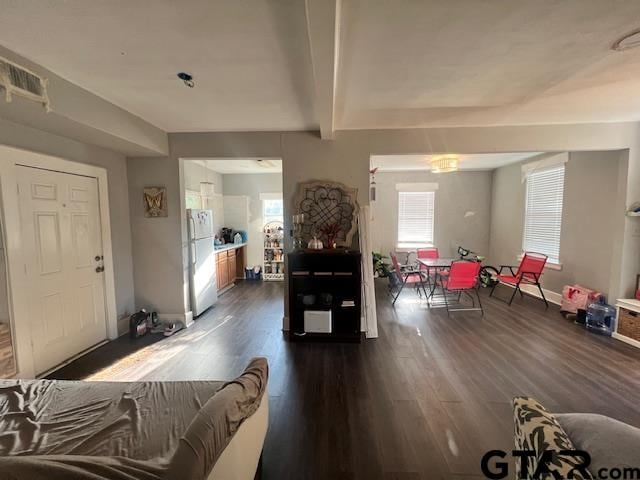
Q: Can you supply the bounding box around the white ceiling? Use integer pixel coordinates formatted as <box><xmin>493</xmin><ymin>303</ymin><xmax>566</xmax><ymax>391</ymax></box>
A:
<box><xmin>371</xmin><ymin>153</ymin><xmax>543</xmax><ymax>172</ymax></box>
<box><xmin>337</xmin><ymin>0</ymin><xmax>640</xmax><ymax>129</ymax></box>
<box><xmin>193</xmin><ymin>158</ymin><xmax>282</xmax><ymax>174</ymax></box>
<box><xmin>1</xmin><ymin>1</ymin><xmax>640</xmax><ymax>132</ymax></box>
<box><xmin>0</xmin><ymin>1</ymin><xmax>316</xmax><ymax>132</ymax></box>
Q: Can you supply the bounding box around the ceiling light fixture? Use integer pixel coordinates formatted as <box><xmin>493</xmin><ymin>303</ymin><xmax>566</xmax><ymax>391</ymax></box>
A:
<box><xmin>612</xmin><ymin>29</ymin><xmax>640</xmax><ymax>51</ymax></box>
<box><xmin>430</xmin><ymin>154</ymin><xmax>459</xmax><ymax>173</ymax></box>
<box><xmin>177</xmin><ymin>72</ymin><xmax>195</xmax><ymax>87</ymax></box>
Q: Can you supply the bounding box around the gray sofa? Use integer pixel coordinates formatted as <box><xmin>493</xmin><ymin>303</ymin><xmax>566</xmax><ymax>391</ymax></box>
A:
<box><xmin>513</xmin><ymin>397</ymin><xmax>640</xmax><ymax>480</ymax></box>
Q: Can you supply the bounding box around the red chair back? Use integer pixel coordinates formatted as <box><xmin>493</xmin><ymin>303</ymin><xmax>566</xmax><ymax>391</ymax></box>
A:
<box><xmin>445</xmin><ymin>261</ymin><xmax>481</xmax><ymax>290</ymax></box>
<box><xmin>417</xmin><ymin>247</ymin><xmax>438</xmax><ymax>270</ymax></box>
<box><xmin>417</xmin><ymin>247</ymin><xmax>439</xmax><ymax>259</ymax></box>
<box><xmin>390</xmin><ymin>252</ymin><xmax>403</xmax><ymax>278</ymax></box>
<box><xmin>517</xmin><ymin>252</ymin><xmax>547</xmax><ymax>281</ymax></box>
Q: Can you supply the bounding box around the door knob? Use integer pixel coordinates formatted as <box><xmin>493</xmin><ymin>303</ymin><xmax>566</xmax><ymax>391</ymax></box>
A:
<box><xmin>95</xmin><ymin>266</ymin><xmax>104</xmax><ymax>273</ymax></box>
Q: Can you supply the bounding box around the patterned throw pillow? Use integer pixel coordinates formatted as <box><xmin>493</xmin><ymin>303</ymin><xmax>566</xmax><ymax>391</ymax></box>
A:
<box><xmin>513</xmin><ymin>397</ymin><xmax>593</xmax><ymax>479</ymax></box>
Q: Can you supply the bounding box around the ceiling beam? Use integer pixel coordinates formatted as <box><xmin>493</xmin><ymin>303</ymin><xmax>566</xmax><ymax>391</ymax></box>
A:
<box><xmin>305</xmin><ymin>0</ymin><xmax>340</xmax><ymax>140</ymax></box>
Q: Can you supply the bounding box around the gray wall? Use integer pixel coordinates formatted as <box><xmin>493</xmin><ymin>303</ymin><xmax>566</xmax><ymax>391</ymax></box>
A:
<box><xmin>125</xmin><ymin>124</ymin><xmax>640</xmax><ymax>326</ymax></box>
<box><xmin>0</xmin><ymin>45</ymin><xmax>167</xmax><ymax>156</ymax></box>
<box><xmin>489</xmin><ymin>150</ymin><xmax>626</xmax><ymax>298</ymax></box>
<box><xmin>128</xmin><ymin>157</ymin><xmax>185</xmax><ymax>316</ymax></box>
<box><xmin>223</xmin><ymin>173</ymin><xmax>283</xmax><ymax>267</ymax></box>
<box><xmin>371</xmin><ymin>171</ymin><xmax>492</xmax><ymax>259</ymax></box>
<box><xmin>0</xmin><ymin>117</ymin><xmax>136</xmax><ymax>334</ymax></box>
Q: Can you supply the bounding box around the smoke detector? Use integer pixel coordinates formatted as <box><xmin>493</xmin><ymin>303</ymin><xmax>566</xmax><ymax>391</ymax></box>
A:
<box><xmin>612</xmin><ymin>29</ymin><xmax>640</xmax><ymax>51</ymax></box>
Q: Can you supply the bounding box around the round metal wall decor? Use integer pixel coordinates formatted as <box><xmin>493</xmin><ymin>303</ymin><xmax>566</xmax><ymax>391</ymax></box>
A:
<box><xmin>293</xmin><ymin>180</ymin><xmax>359</xmax><ymax>247</ymax></box>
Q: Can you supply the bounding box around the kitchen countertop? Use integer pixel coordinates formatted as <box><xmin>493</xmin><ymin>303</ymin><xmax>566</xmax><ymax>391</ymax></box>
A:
<box><xmin>214</xmin><ymin>242</ymin><xmax>247</xmax><ymax>253</ymax></box>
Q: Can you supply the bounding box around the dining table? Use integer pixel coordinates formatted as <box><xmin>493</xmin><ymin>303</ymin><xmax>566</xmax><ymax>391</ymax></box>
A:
<box><xmin>416</xmin><ymin>257</ymin><xmax>456</xmax><ymax>304</ymax></box>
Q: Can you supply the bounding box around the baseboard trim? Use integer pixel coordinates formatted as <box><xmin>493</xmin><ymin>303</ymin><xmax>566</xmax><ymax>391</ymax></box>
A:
<box><xmin>36</xmin><ymin>339</ymin><xmax>109</xmax><ymax>378</ymax></box>
<box><xmin>500</xmin><ymin>283</ymin><xmax>562</xmax><ymax>306</ymax></box>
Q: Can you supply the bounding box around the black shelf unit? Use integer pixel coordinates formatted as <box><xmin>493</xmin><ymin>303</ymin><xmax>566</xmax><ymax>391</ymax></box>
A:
<box><xmin>288</xmin><ymin>250</ymin><xmax>362</xmax><ymax>342</ymax></box>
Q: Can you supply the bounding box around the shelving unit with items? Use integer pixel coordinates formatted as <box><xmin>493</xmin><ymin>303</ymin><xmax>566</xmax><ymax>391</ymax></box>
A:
<box><xmin>263</xmin><ymin>221</ymin><xmax>285</xmax><ymax>281</ymax></box>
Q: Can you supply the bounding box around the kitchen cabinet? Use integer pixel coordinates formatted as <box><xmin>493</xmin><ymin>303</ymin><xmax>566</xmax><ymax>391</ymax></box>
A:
<box><xmin>217</xmin><ymin>252</ymin><xmax>228</xmax><ymax>289</ymax></box>
<box><xmin>228</xmin><ymin>249</ymin><xmax>237</xmax><ymax>285</ymax></box>
<box><xmin>215</xmin><ymin>244</ymin><xmax>246</xmax><ymax>293</ymax></box>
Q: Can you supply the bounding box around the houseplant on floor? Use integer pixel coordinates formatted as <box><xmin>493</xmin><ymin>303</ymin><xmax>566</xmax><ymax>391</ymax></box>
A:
<box><xmin>372</xmin><ymin>252</ymin><xmax>390</xmax><ymax>278</ymax></box>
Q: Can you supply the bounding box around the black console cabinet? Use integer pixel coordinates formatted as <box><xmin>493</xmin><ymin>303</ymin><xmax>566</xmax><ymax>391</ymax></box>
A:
<box><xmin>287</xmin><ymin>250</ymin><xmax>362</xmax><ymax>342</ymax></box>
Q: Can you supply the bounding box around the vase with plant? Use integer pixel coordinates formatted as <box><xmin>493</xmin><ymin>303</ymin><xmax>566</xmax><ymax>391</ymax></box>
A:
<box><xmin>372</xmin><ymin>252</ymin><xmax>390</xmax><ymax>278</ymax></box>
<box><xmin>319</xmin><ymin>222</ymin><xmax>341</xmax><ymax>248</ymax></box>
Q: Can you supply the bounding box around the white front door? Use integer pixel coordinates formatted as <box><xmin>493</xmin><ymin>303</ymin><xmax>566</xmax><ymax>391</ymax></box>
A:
<box><xmin>17</xmin><ymin>166</ymin><xmax>107</xmax><ymax>374</ymax></box>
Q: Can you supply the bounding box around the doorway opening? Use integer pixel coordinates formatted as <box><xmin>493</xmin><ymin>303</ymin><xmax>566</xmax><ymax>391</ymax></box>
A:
<box><xmin>182</xmin><ymin>158</ymin><xmax>284</xmax><ymax>319</ymax></box>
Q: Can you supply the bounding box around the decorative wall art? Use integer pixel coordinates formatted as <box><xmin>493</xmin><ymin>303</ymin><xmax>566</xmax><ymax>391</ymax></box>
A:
<box><xmin>293</xmin><ymin>180</ymin><xmax>359</xmax><ymax>247</ymax></box>
<box><xmin>143</xmin><ymin>186</ymin><xmax>168</xmax><ymax>217</ymax></box>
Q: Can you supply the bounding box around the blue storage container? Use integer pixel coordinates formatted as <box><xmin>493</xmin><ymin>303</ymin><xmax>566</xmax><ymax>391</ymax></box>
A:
<box><xmin>585</xmin><ymin>297</ymin><xmax>616</xmax><ymax>336</ymax></box>
<box><xmin>245</xmin><ymin>266</ymin><xmax>262</xmax><ymax>280</ymax></box>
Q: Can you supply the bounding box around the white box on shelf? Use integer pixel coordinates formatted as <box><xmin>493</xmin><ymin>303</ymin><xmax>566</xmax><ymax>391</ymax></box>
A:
<box><xmin>304</xmin><ymin>310</ymin><xmax>332</xmax><ymax>333</ymax></box>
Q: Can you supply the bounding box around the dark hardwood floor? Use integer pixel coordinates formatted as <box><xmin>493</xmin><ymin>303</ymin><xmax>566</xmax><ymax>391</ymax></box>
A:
<box><xmin>51</xmin><ymin>280</ymin><xmax>640</xmax><ymax>479</ymax></box>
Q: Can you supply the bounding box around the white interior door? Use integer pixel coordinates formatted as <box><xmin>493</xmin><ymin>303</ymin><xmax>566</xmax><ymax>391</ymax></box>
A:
<box><xmin>17</xmin><ymin>166</ymin><xmax>107</xmax><ymax>374</ymax></box>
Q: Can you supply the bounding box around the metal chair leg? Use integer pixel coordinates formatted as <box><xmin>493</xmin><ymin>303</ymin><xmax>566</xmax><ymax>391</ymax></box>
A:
<box><xmin>443</xmin><ymin>287</ymin><xmax>450</xmax><ymax>316</ymax></box>
<box><xmin>490</xmin><ymin>281</ymin><xmax>498</xmax><ymax>297</ymax></box>
<box><xmin>421</xmin><ymin>277</ymin><xmax>429</xmax><ymax>298</ymax></box>
<box><xmin>508</xmin><ymin>284</ymin><xmax>519</xmax><ymax>305</ymax></box>
<box><xmin>537</xmin><ymin>283</ymin><xmax>549</xmax><ymax>308</ymax></box>
<box><xmin>392</xmin><ymin>276</ymin><xmax>408</xmax><ymax>305</ymax></box>
<box><xmin>476</xmin><ymin>287</ymin><xmax>484</xmax><ymax>316</ymax></box>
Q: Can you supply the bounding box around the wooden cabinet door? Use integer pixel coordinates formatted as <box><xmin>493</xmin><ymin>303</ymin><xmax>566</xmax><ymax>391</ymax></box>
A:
<box><xmin>216</xmin><ymin>255</ymin><xmax>222</xmax><ymax>289</ymax></box>
<box><xmin>218</xmin><ymin>254</ymin><xmax>229</xmax><ymax>288</ymax></box>
<box><xmin>228</xmin><ymin>249</ymin><xmax>237</xmax><ymax>283</ymax></box>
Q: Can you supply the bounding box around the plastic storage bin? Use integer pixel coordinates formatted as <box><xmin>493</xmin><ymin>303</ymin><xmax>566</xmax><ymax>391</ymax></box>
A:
<box><xmin>245</xmin><ymin>266</ymin><xmax>262</xmax><ymax>280</ymax></box>
<box><xmin>585</xmin><ymin>297</ymin><xmax>616</xmax><ymax>336</ymax></box>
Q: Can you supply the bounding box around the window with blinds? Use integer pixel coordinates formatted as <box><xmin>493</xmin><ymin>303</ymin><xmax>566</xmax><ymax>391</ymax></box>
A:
<box><xmin>397</xmin><ymin>191</ymin><xmax>435</xmax><ymax>248</ymax></box>
<box><xmin>523</xmin><ymin>165</ymin><xmax>565</xmax><ymax>264</ymax></box>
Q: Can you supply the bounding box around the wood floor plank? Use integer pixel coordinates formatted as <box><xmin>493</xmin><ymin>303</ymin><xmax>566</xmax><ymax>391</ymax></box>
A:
<box><xmin>49</xmin><ymin>279</ymin><xmax>640</xmax><ymax>479</ymax></box>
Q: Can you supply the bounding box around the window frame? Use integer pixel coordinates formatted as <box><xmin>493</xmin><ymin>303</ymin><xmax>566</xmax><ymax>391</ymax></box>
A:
<box><xmin>396</xmin><ymin>187</ymin><xmax>436</xmax><ymax>250</ymax></box>
<box><xmin>522</xmin><ymin>164</ymin><xmax>565</xmax><ymax>267</ymax></box>
<box><xmin>261</xmin><ymin>193</ymin><xmax>284</xmax><ymax>225</ymax></box>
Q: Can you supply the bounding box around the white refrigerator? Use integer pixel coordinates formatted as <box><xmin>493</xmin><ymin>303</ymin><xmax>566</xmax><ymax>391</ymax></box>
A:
<box><xmin>187</xmin><ymin>209</ymin><xmax>218</xmax><ymax>317</ymax></box>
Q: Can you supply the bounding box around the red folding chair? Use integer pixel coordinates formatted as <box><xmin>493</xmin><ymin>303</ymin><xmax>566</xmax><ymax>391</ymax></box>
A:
<box><xmin>390</xmin><ymin>252</ymin><xmax>427</xmax><ymax>304</ymax></box>
<box><xmin>417</xmin><ymin>247</ymin><xmax>439</xmax><ymax>260</ymax></box>
<box><xmin>489</xmin><ymin>252</ymin><xmax>548</xmax><ymax>307</ymax></box>
<box><xmin>438</xmin><ymin>260</ymin><xmax>483</xmax><ymax>315</ymax></box>
<box><xmin>417</xmin><ymin>247</ymin><xmax>443</xmax><ymax>292</ymax></box>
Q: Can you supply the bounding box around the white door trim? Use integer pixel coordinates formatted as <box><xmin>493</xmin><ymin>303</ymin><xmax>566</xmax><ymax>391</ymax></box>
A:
<box><xmin>0</xmin><ymin>144</ymin><xmax>118</xmax><ymax>378</ymax></box>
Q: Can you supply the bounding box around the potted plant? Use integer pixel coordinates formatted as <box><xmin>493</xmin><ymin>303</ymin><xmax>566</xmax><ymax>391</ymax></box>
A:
<box><xmin>372</xmin><ymin>252</ymin><xmax>390</xmax><ymax>278</ymax></box>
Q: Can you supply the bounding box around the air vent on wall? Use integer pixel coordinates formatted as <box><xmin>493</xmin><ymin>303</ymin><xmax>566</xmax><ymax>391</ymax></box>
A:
<box><xmin>0</xmin><ymin>57</ymin><xmax>50</xmax><ymax>112</ymax></box>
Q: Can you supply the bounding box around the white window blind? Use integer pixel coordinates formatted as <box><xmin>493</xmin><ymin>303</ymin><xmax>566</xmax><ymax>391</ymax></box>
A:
<box><xmin>397</xmin><ymin>191</ymin><xmax>435</xmax><ymax>248</ymax></box>
<box><xmin>523</xmin><ymin>165</ymin><xmax>565</xmax><ymax>264</ymax></box>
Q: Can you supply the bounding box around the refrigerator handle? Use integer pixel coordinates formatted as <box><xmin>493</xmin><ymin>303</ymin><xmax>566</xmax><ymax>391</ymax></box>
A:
<box><xmin>189</xmin><ymin>216</ymin><xmax>197</xmax><ymax>265</ymax></box>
